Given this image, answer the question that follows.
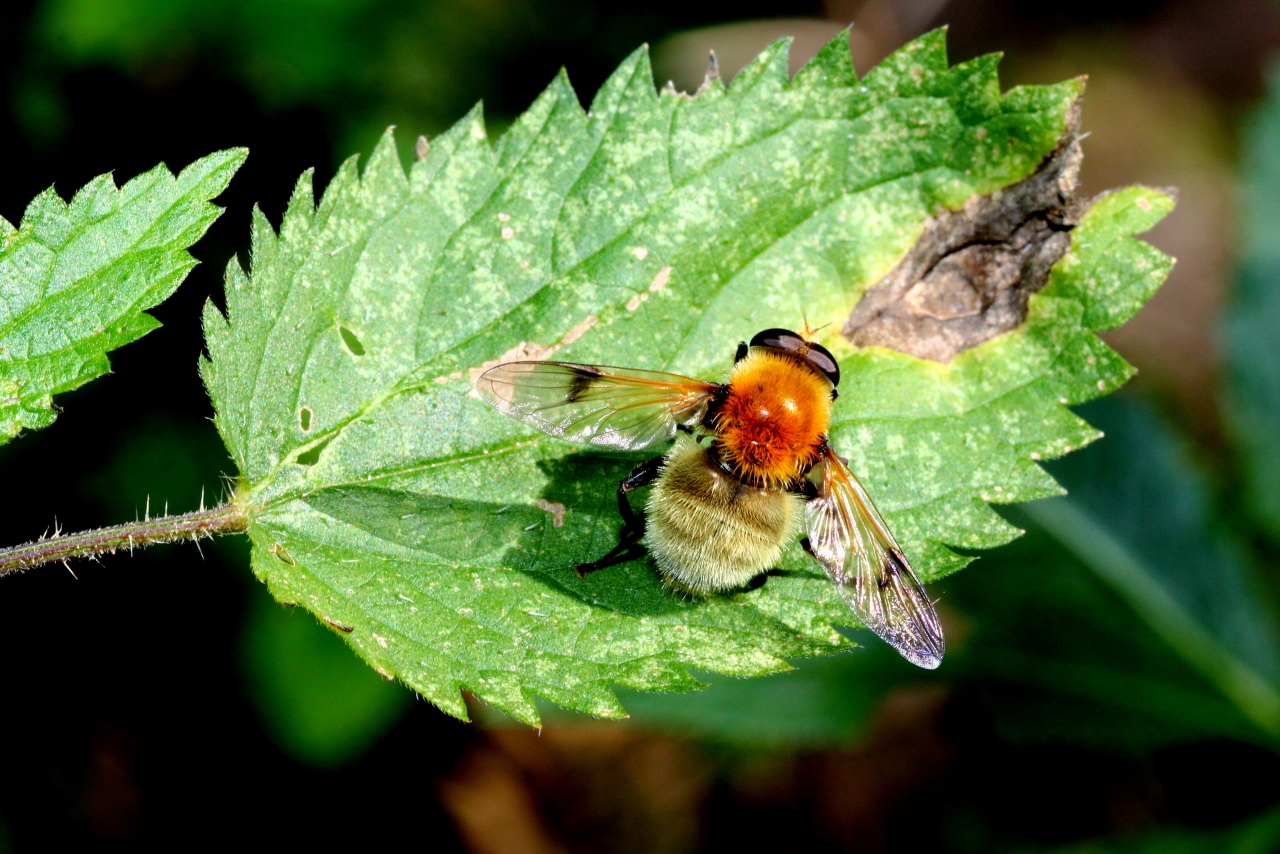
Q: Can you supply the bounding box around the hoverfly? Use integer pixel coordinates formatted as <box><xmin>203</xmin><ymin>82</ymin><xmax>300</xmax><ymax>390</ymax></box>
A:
<box><xmin>476</xmin><ymin>328</ymin><xmax>944</xmax><ymax>668</ymax></box>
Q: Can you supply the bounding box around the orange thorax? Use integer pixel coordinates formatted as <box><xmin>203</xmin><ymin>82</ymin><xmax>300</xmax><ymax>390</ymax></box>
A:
<box><xmin>714</xmin><ymin>349</ymin><xmax>832</xmax><ymax>487</ymax></box>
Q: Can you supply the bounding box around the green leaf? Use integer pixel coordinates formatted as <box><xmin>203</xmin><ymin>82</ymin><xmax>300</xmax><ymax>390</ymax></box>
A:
<box><xmin>1225</xmin><ymin>68</ymin><xmax>1280</xmax><ymax>540</ymax></box>
<box><xmin>952</xmin><ymin>522</ymin><xmax>1268</xmax><ymax>751</ymax></box>
<box><xmin>1025</xmin><ymin>397</ymin><xmax>1280</xmax><ymax>734</ymax></box>
<box><xmin>203</xmin><ymin>32</ymin><xmax>1170</xmax><ymax>723</ymax></box>
<box><xmin>241</xmin><ymin>584</ymin><xmax>411</xmax><ymax>767</ymax></box>
<box><xmin>0</xmin><ymin>149</ymin><xmax>247</xmax><ymax>444</ymax></box>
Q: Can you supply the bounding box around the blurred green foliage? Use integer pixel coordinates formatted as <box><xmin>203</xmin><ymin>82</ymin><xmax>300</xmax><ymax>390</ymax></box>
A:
<box><xmin>28</xmin><ymin>0</ymin><xmax>661</xmax><ymax>157</ymax></box>
<box><xmin>31</xmin><ymin>0</ymin><xmax>535</xmax><ymax>153</ymax></box>
<box><xmin>241</xmin><ymin>586</ymin><xmax>411</xmax><ymax>767</ymax></box>
<box><xmin>1031</xmin><ymin>398</ymin><xmax>1280</xmax><ymax>732</ymax></box>
<box><xmin>1226</xmin><ymin>68</ymin><xmax>1280</xmax><ymax>542</ymax></box>
<box><xmin>1031</xmin><ymin>805</ymin><xmax>1280</xmax><ymax>854</ymax></box>
<box><xmin>944</xmin><ymin>516</ymin><xmax>1264</xmax><ymax>751</ymax></box>
<box><xmin>42</xmin><ymin>0</ymin><xmax>388</xmax><ymax>97</ymax></box>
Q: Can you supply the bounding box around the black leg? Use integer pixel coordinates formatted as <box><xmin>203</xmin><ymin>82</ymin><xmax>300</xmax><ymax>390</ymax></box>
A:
<box><xmin>734</xmin><ymin>341</ymin><xmax>749</xmax><ymax>364</ymax></box>
<box><xmin>575</xmin><ymin>538</ymin><xmax>649</xmax><ymax>578</ymax></box>
<box><xmin>615</xmin><ymin>455</ymin><xmax>664</xmax><ymax>526</ymax></box>
<box><xmin>744</xmin><ymin>567</ymin><xmax>789</xmax><ymax>591</ymax></box>
<box><xmin>576</xmin><ymin>456</ymin><xmax>665</xmax><ymax>577</ymax></box>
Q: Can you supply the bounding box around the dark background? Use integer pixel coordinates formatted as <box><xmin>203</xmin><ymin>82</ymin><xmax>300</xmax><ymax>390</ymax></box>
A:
<box><xmin>2</xmin><ymin>0</ymin><xmax>1279</xmax><ymax>851</ymax></box>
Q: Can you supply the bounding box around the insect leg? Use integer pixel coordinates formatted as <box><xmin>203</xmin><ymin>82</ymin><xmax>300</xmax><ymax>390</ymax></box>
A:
<box><xmin>615</xmin><ymin>455</ymin><xmax>664</xmax><ymax>526</ymax></box>
<box><xmin>575</xmin><ymin>539</ymin><xmax>649</xmax><ymax>578</ymax></box>
<box><xmin>575</xmin><ymin>456</ymin><xmax>666</xmax><ymax>578</ymax></box>
<box><xmin>734</xmin><ymin>341</ymin><xmax>749</xmax><ymax>364</ymax></box>
<box><xmin>744</xmin><ymin>567</ymin><xmax>789</xmax><ymax>591</ymax></box>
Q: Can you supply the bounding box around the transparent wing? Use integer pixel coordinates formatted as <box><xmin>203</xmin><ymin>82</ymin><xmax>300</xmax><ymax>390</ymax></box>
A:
<box><xmin>475</xmin><ymin>361</ymin><xmax>719</xmax><ymax>451</ymax></box>
<box><xmin>804</xmin><ymin>444</ymin><xmax>945</xmax><ymax>669</ymax></box>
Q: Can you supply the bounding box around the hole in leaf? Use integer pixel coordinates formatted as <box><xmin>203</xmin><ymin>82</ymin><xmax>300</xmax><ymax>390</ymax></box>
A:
<box><xmin>297</xmin><ymin>437</ymin><xmax>331</xmax><ymax>466</ymax></box>
<box><xmin>299</xmin><ymin>406</ymin><xmax>313</xmax><ymax>432</ymax></box>
<box><xmin>339</xmin><ymin>325</ymin><xmax>366</xmax><ymax>356</ymax></box>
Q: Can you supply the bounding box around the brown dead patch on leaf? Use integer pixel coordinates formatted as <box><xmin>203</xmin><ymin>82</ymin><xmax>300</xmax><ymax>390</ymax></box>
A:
<box><xmin>845</xmin><ymin>96</ymin><xmax>1086</xmax><ymax>363</ymax></box>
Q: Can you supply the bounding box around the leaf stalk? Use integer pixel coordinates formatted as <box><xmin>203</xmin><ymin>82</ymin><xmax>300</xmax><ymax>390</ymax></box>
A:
<box><xmin>0</xmin><ymin>503</ymin><xmax>248</xmax><ymax>577</ymax></box>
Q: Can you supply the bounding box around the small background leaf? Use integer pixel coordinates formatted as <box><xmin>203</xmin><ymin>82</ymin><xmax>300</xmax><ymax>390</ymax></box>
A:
<box><xmin>0</xmin><ymin>148</ymin><xmax>246</xmax><ymax>444</ymax></box>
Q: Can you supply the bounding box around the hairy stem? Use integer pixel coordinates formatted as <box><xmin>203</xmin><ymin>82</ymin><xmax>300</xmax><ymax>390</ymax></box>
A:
<box><xmin>0</xmin><ymin>503</ymin><xmax>249</xmax><ymax>577</ymax></box>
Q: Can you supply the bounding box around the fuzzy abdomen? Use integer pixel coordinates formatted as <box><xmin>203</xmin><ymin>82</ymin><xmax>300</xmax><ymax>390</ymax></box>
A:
<box><xmin>715</xmin><ymin>348</ymin><xmax>832</xmax><ymax>487</ymax></box>
<box><xmin>645</xmin><ymin>436</ymin><xmax>803</xmax><ymax>595</ymax></box>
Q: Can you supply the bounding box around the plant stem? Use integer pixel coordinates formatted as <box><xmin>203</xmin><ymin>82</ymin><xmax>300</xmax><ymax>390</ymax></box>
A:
<box><xmin>0</xmin><ymin>503</ymin><xmax>248</xmax><ymax>577</ymax></box>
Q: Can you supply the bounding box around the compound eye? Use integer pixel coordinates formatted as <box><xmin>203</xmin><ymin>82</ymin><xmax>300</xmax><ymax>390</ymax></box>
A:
<box><xmin>749</xmin><ymin>328</ymin><xmax>840</xmax><ymax>386</ymax></box>
<box><xmin>749</xmin><ymin>328</ymin><xmax>805</xmax><ymax>352</ymax></box>
<box><xmin>805</xmin><ymin>342</ymin><xmax>840</xmax><ymax>388</ymax></box>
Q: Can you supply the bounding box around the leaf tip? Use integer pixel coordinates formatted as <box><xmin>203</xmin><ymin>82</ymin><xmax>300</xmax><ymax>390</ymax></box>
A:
<box><xmin>178</xmin><ymin>146</ymin><xmax>250</xmax><ymax>197</ymax></box>
<box><xmin>793</xmin><ymin>25</ymin><xmax>857</xmax><ymax>89</ymax></box>
<box><xmin>461</xmin><ymin>100</ymin><xmax>490</xmax><ymax>144</ymax></box>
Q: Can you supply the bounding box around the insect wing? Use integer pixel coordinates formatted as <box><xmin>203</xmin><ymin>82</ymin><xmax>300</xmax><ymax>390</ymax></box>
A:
<box><xmin>476</xmin><ymin>361</ymin><xmax>718</xmax><ymax>451</ymax></box>
<box><xmin>805</xmin><ymin>446</ymin><xmax>945</xmax><ymax>669</ymax></box>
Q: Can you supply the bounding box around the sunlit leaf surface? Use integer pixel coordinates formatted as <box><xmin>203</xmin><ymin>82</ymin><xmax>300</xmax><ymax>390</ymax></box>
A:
<box><xmin>203</xmin><ymin>32</ymin><xmax>1170</xmax><ymax>722</ymax></box>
